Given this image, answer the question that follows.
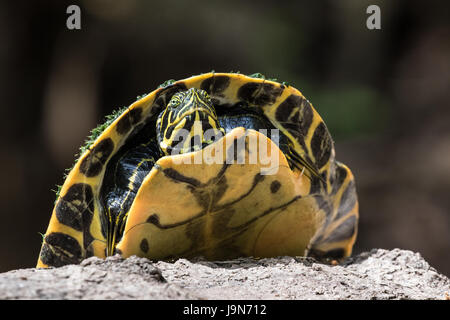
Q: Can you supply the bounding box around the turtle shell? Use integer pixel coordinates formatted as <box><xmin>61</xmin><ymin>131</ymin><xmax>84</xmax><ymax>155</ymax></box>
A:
<box><xmin>37</xmin><ymin>72</ymin><xmax>358</xmax><ymax>268</ymax></box>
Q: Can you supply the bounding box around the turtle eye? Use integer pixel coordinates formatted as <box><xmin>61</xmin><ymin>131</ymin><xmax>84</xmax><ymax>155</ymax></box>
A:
<box><xmin>168</xmin><ymin>97</ymin><xmax>181</xmax><ymax>109</ymax></box>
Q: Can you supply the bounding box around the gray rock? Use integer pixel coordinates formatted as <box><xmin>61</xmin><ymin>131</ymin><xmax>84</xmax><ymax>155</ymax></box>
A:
<box><xmin>0</xmin><ymin>249</ymin><xmax>448</xmax><ymax>300</ymax></box>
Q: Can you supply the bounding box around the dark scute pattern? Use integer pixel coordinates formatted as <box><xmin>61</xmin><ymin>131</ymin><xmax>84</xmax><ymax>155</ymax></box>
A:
<box><xmin>275</xmin><ymin>95</ymin><xmax>317</xmax><ymax>174</ymax></box>
<box><xmin>200</xmin><ymin>75</ymin><xmax>230</xmax><ymax>95</ymax></box>
<box><xmin>189</xmin><ymin>174</ymin><xmax>228</xmax><ymax>211</ymax></box>
<box><xmin>238</xmin><ymin>82</ymin><xmax>283</xmax><ymax>106</ymax></box>
<box><xmin>335</xmin><ymin>180</ymin><xmax>357</xmax><ymax>220</ymax></box>
<box><xmin>275</xmin><ymin>94</ymin><xmax>304</xmax><ymax>122</ymax></box>
<box><xmin>85</xmin><ymin>244</ymin><xmax>94</xmax><ymax>258</ymax></box>
<box><xmin>314</xmin><ymin>195</ymin><xmax>332</xmax><ymax>226</ymax></box>
<box><xmin>140</xmin><ymin>238</ymin><xmax>149</xmax><ymax>253</ymax></box>
<box><xmin>237</xmin><ymin>82</ymin><xmax>259</xmax><ymax>102</ymax></box>
<box><xmin>276</xmin><ymin>95</ymin><xmax>314</xmax><ymax>140</ymax></box>
<box><xmin>146</xmin><ymin>214</ymin><xmax>160</xmax><ymax>225</ymax></box>
<box><xmin>39</xmin><ymin>232</ymin><xmax>83</xmax><ymax>267</ymax></box>
<box><xmin>299</xmin><ymin>100</ymin><xmax>314</xmax><ymax>137</ymax></box>
<box><xmin>79</xmin><ymin>138</ymin><xmax>114</xmax><ymax>177</ymax></box>
<box><xmin>154</xmin><ymin>83</ymin><xmax>188</xmax><ymax>109</ymax></box>
<box><xmin>310</xmin><ymin>123</ymin><xmax>332</xmax><ymax>170</ymax></box>
<box><xmin>162</xmin><ymin>168</ymin><xmax>202</xmax><ymax>187</ymax></box>
<box><xmin>270</xmin><ymin>180</ymin><xmax>281</xmax><ymax>194</ymax></box>
<box><xmin>309</xmin><ymin>176</ymin><xmax>324</xmax><ymax>195</ymax></box>
<box><xmin>129</xmin><ymin>107</ymin><xmax>143</xmax><ymax>124</ymax></box>
<box><xmin>116</xmin><ymin>107</ymin><xmax>143</xmax><ymax>135</ymax></box>
<box><xmin>55</xmin><ymin>199</ymin><xmax>82</xmax><ymax>231</ymax></box>
<box><xmin>290</xmin><ymin>110</ymin><xmax>300</xmax><ymax>124</ymax></box>
<box><xmin>331</xmin><ymin>164</ymin><xmax>348</xmax><ymax>196</ymax></box>
<box><xmin>185</xmin><ymin>217</ymin><xmax>207</xmax><ymax>251</ymax></box>
<box><xmin>55</xmin><ymin>183</ymin><xmax>94</xmax><ymax>231</ymax></box>
<box><xmin>323</xmin><ymin>215</ymin><xmax>357</xmax><ymax>243</ymax></box>
<box><xmin>116</xmin><ymin>113</ymin><xmax>131</xmax><ymax>135</ymax></box>
<box><xmin>82</xmin><ymin>227</ymin><xmax>95</xmax><ymax>254</ymax></box>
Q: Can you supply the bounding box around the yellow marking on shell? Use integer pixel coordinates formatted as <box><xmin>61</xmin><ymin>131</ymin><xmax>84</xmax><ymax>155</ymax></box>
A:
<box><xmin>302</xmin><ymin>111</ymin><xmax>334</xmax><ymax>184</ymax></box>
<box><xmin>36</xmin><ymin>260</ymin><xmax>48</xmax><ymax>268</ymax></box>
<box><xmin>45</xmin><ymin>216</ymin><xmax>84</xmax><ymax>247</ymax></box>
<box><xmin>330</xmin><ymin>163</ymin><xmax>356</xmax><ymax>222</ymax></box>
<box><xmin>89</xmin><ymin>206</ymin><xmax>107</xmax><ymax>256</ymax></box>
<box><xmin>36</xmin><ymin>204</ymin><xmax>103</xmax><ymax>269</ymax></box>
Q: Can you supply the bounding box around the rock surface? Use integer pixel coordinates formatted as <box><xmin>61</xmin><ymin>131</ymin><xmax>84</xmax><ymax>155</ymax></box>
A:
<box><xmin>0</xmin><ymin>249</ymin><xmax>449</xmax><ymax>300</ymax></box>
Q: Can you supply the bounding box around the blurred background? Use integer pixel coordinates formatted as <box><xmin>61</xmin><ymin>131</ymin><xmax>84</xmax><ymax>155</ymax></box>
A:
<box><xmin>0</xmin><ymin>0</ymin><xmax>449</xmax><ymax>275</ymax></box>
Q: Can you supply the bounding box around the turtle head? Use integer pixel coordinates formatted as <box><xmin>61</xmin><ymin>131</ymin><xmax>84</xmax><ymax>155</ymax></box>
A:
<box><xmin>157</xmin><ymin>88</ymin><xmax>225</xmax><ymax>156</ymax></box>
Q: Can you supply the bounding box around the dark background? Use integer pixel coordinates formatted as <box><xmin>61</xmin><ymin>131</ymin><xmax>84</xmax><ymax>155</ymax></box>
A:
<box><xmin>1</xmin><ymin>0</ymin><xmax>449</xmax><ymax>276</ymax></box>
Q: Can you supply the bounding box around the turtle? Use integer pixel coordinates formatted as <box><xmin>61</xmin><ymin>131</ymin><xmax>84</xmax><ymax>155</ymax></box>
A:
<box><xmin>36</xmin><ymin>72</ymin><xmax>359</xmax><ymax>268</ymax></box>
